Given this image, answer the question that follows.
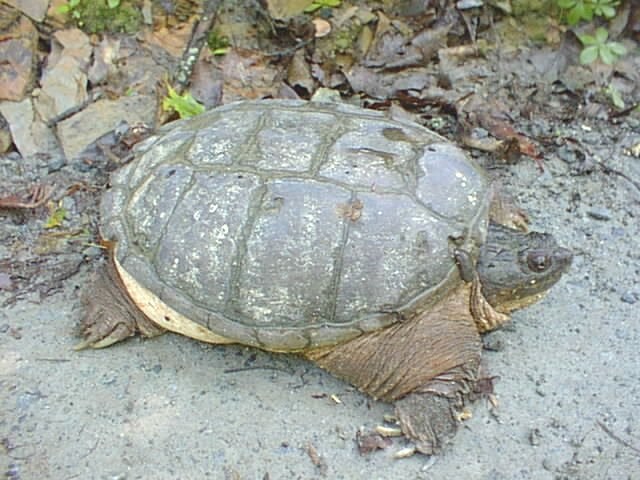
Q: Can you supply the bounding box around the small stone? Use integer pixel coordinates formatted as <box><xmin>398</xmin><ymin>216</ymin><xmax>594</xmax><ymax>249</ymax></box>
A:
<box><xmin>0</xmin><ymin>272</ymin><xmax>12</xmax><ymax>290</ymax></box>
<box><xmin>483</xmin><ymin>333</ymin><xmax>504</xmax><ymax>352</ymax></box>
<box><xmin>47</xmin><ymin>155</ymin><xmax>66</xmax><ymax>173</ymax></box>
<box><xmin>529</xmin><ymin>428</ymin><xmax>542</xmax><ymax>446</ymax></box>
<box><xmin>556</xmin><ymin>145</ymin><xmax>578</xmax><ymax>164</ymax></box>
<box><xmin>82</xmin><ymin>246</ymin><xmax>103</xmax><ymax>258</ymax></box>
<box><xmin>73</xmin><ymin>159</ymin><xmax>93</xmax><ymax>172</ymax></box>
<box><xmin>610</xmin><ymin>226</ymin><xmax>625</xmax><ymax>237</ymax></box>
<box><xmin>587</xmin><ymin>207</ymin><xmax>612</xmax><ymax>221</ymax></box>
<box><xmin>620</xmin><ymin>291</ymin><xmax>638</xmax><ymax>304</ymax></box>
<box><xmin>61</xmin><ymin>195</ymin><xmax>76</xmax><ymax>214</ymax></box>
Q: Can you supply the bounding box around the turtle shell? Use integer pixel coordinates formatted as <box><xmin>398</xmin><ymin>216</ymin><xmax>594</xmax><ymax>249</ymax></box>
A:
<box><xmin>101</xmin><ymin>100</ymin><xmax>491</xmax><ymax>351</ymax></box>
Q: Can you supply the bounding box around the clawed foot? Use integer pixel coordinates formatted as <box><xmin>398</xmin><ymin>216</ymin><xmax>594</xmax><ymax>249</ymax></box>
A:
<box><xmin>395</xmin><ymin>391</ymin><xmax>462</xmax><ymax>455</ymax></box>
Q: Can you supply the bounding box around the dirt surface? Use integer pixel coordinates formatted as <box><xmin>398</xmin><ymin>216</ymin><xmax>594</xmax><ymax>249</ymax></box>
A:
<box><xmin>2</xmin><ymin>1</ymin><xmax>640</xmax><ymax>479</ymax></box>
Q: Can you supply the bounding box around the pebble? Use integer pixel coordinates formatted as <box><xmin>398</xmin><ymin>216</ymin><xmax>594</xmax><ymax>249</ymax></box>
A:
<box><xmin>73</xmin><ymin>159</ymin><xmax>93</xmax><ymax>172</ymax></box>
<box><xmin>556</xmin><ymin>145</ymin><xmax>578</xmax><ymax>164</ymax></box>
<box><xmin>529</xmin><ymin>427</ymin><xmax>542</xmax><ymax>446</ymax></box>
<box><xmin>61</xmin><ymin>196</ymin><xmax>76</xmax><ymax>215</ymax></box>
<box><xmin>587</xmin><ymin>207</ymin><xmax>612</xmax><ymax>221</ymax></box>
<box><xmin>82</xmin><ymin>245</ymin><xmax>103</xmax><ymax>258</ymax></box>
<box><xmin>483</xmin><ymin>335</ymin><xmax>504</xmax><ymax>352</ymax></box>
<box><xmin>47</xmin><ymin>155</ymin><xmax>66</xmax><ymax>173</ymax></box>
<box><xmin>620</xmin><ymin>291</ymin><xmax>638</xmax><ymax>304</ymax></box>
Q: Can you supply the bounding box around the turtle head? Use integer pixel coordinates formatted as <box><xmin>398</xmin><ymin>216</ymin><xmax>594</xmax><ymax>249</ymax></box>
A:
<box><xmin>477</xmin><ymin>223</ymin><xmax>572</xmax><ymax>313</ymax></box>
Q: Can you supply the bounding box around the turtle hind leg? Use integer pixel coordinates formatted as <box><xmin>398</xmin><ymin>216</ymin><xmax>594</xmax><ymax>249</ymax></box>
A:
<box><xmin>75</xmin><ymin>259</ymin><xmax>164</xmax><ymax>350</ymax></box>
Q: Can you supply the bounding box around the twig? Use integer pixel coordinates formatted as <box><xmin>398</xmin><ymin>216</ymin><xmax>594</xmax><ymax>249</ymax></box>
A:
<box><xmin>172</xmin><ymin>0</ymin><xmax>222</xmax><ymax>92</ymax></box>
<box><xmin>597</xmin><ymin>420</ymin><xmax>640</xmax><ymax>456</ymax></box>
<box><xmin>223</xmin><ymin>365</ymin><xmax>293</xmax><ymax>375</ymax></box>
<box><xmin>596</xmin><ymin>160</ymin><xmax>640</xmax><ymax>192</ymax></box>
<box><xmin>0</xmin><ymin>184</ymin><xmax>53</xmax><ymax>209</ymax></box>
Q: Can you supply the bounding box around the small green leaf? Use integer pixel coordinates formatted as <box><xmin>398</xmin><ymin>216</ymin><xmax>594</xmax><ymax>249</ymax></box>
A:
<box><xmin>580</xmin><ymin>45</ymin><xmax>599</xmax><ymax>64</ymax></box>
<box><xmin>581</xmin><ymin>6</ymin><xmax>594</xmax><ymax>21</ymax></box>
<box><xmin>599</xmin><ymin>46</ymin><xmax>616</xmax><ymax>64</ymax></box>
<box><xmin>162</xmin><ymin>86</ymin><xmax>205</xmax><ymax>119</ymax></box>
<box><xmin>578</xmin><ymin>33</ymin><xmax>597</xmax><ymax>46</ymax></box>
<box><xmin>594</xmin><ymin>27</ymin><xmax>608</xmax><ymax>43</ymax></box>
<box><xmin>212</xmin><ymin>47</ymin><xmax>229</xmax><ymax>56</ymax></box>
<box><xmin>599</xmin><ymin>5</ymin><xmax>616</xmax><ymax>17</ymax></box>
<box><xmin>304</xmin><ymin>3</ymin><xmax>322</xmax><ymax>13</ymax></box>
<box><xmin>608</xmin><ymin>42</ymin><xmax>627</xmax><ymax>56</ymax></box>
<box><xmin>44</xmin><ymin>206</ymin><xmax>67</xmax><ymax>229</ymax></box>
<box><xmin>557</xmin><ymin>0</ymin><xmax>575</xmax><ymax>8</ymax></box>
<box><xmin>567</xmin><ymin>8</ymin><xmax>581</xmax><ymax>25</ymax></box>
<box><xmin>605</xmin><ymin>85</ymin><xmax>625</xmax><ymax>109</ymax></box>
<box><xmin>304</xmin><ymin>0</ymin><xmax>341</xmax><ymax>13</ymax></box>
<box><xmin>107</xmin><ymin>0</ymin><xmax>121</xmax><ymax>8</ymax></box>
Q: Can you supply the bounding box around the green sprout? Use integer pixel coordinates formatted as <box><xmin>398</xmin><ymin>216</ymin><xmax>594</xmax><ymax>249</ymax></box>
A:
<box><xmin>57</xmin><ymin>0</ymin><xmax>81</xmax><ymax>19</ymax></box>
<box><xmin>207</xmin><ymin>29</ymin><xmax>230</xmax><ymax>56</ymax></box>
<box><xmin>604</xmin><ymin>85</ymin><xmax>624</xmax><ymax>109</ymax></box>
<box><xmin>578</xmin><ymin>27</ymin><xmax>626</xmax><ymax>64</ymax></box>
<box><xmin>56</xmin><ymin>0</ymin><xmax>139</xmax><ymax>33</ymax></box>
<box><xmin>304</xmin><ymin>0</ymin><xmax>341</xmax><ymax>14</ymax></box>
<box><xmin>162</xmin><ymin>85</ymin><xmax>205</xmax><ymax>119</ymax></box>
<box><xmin>557</xmin><ymin>0</ymin><xmax>619</xmax><ymax>26</ymax></box>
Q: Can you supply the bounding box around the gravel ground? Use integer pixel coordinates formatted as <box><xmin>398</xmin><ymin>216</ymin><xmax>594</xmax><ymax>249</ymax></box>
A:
<box><xmin>1</xmin><ymin>118</ymin><xmax>639</xmax><ymax>480</ymax></box>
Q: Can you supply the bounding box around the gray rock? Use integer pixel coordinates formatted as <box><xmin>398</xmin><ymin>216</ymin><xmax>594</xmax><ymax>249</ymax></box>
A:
<box><xmin>47</xmin><ymin>155</ymin><xmax>66</xmax><ymax>173</ymax></box>
<box><xmin>587</xmin><ymin>207</ymin><xmax>612</xmax><ymax>221</ymax></box>
<box><xmin>57</xmin><ymin>95</ymin><xmax>156</xmax><ymax>161</ymax></box>
<box><xmin>620</xmin><ymin>291</ymin><xmax>638</xmax><ymax>304</ymax></box>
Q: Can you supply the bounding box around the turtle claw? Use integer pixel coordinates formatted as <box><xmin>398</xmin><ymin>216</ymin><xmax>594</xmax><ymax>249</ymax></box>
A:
<box><xmin>74</xmin><ymin>322</ymin><xmax>135</xmax><ymax>350</ymax></box>
<box><xmin>73</xmin><ymin>339</ymin><xmax>92</xmax><ymax>351</ymax></box>
<box><xmin>73</xmin><ymin>318</ymin><xmax>136</xmax><ymax>350</ymax></box>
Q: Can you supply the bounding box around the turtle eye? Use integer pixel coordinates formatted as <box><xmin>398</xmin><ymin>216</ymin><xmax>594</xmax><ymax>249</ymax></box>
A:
<box><xmin>527</xmin><ymin>251</ymin><xmax>551</xmax><ymax>272</ymax></box>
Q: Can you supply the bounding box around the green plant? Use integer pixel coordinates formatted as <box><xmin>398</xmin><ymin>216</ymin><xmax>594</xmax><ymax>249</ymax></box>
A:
<box><xmin>57</xmin><ymin>0</ymin><xmax>139</xmax><ymax>33</ymax></box>
<box><xmin>578</xmin><ymin>27</ymin><xmax>626</xmax><ymax>64</ymax></box>
<box><xmin>44</xmin><ymin>203</ymin><xmax>67</xmax><ymax>229</ymax></box>
<box><xmin>162</xmin><ymin>86</ymin><xmax>205</xmax><ymax>119</ymax></box>
<box><xmin>207</xmin><ymin>29</ymin><xmax>230</xmax><ymax>56</ymax></box>
<box><xmin>557</xmin><ymin>0</ymin><xmax>619</xmax><ymax>25</ymax></box>
<box><xmin>604</xmin><ymin>84</ymin><xmax>624</xmax><ymax>109</ymax></box>
<box><xmin>58</xmin><ymin>0</ymin><xmax>120</xmax><ymax>16</ymax></box>
<box><xmin>57</xmin><ymin>0</ymin><xmax>81</xmax><ymax>19</ymax></box>
<box><xmin>304</xmin><ymin>0</ymin><xmax>341</xmax><ymax>14</ymax></box>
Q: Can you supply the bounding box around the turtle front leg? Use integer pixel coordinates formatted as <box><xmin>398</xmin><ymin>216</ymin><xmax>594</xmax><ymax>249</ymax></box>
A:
<box><xmin>306</xmin><ymin>284</ymin><xmax>483</xmax><ymax>454</ymax></box>
<box><xmin>76</xmin><ymin>260</ymin><xmax>165</xmax><ymax>350</ymax></box>
<box><xmin>394</xmin><ymin>364</ymin><xmax>478</xmax><ymax>455</ymax></box>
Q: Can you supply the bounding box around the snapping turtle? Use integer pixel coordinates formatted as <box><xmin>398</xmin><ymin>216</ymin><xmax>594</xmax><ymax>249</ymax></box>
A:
<box><xmin>80</xmin><ymin>100</ymin><xmax>571</xmax><ymax>454</ymax></box>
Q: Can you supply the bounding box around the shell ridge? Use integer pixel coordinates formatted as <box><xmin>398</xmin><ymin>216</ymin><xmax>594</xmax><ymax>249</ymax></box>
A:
<box><xmin>325</xmin><ymin>190</ymin><xmax>356</xmax><ymax>324</ymax></box>
<box><xmin>149</xmin><ymin>169</ymin><xmax>199</xmax><ymax>298</ymax></box>
<box><xmin>309</xmin><ymin>112</ymin><xmax>350</xmax><ymax>176</ymax></box>
<box><xmin>224</xmin><ymin>181</ymin><xmax>268</xmax><ymax>327</ymax></box>
<box><xmin>233</xmin><ymin>109</ymin><xmax>269</xmax><ymax>168</ymax></box>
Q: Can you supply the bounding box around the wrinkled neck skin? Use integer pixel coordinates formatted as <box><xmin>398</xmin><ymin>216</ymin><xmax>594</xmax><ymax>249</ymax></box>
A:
<box><xmin>477</xmin><ymin>223</ymin><xmax>573</xmax><ymax>313</ymax></box>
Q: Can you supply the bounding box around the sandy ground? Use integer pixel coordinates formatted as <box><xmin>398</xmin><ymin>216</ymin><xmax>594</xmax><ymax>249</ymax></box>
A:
<box><xmin>2</xmin><ymin>122</ymin><xmax>639</xmax><ymax>479</ymax></box>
